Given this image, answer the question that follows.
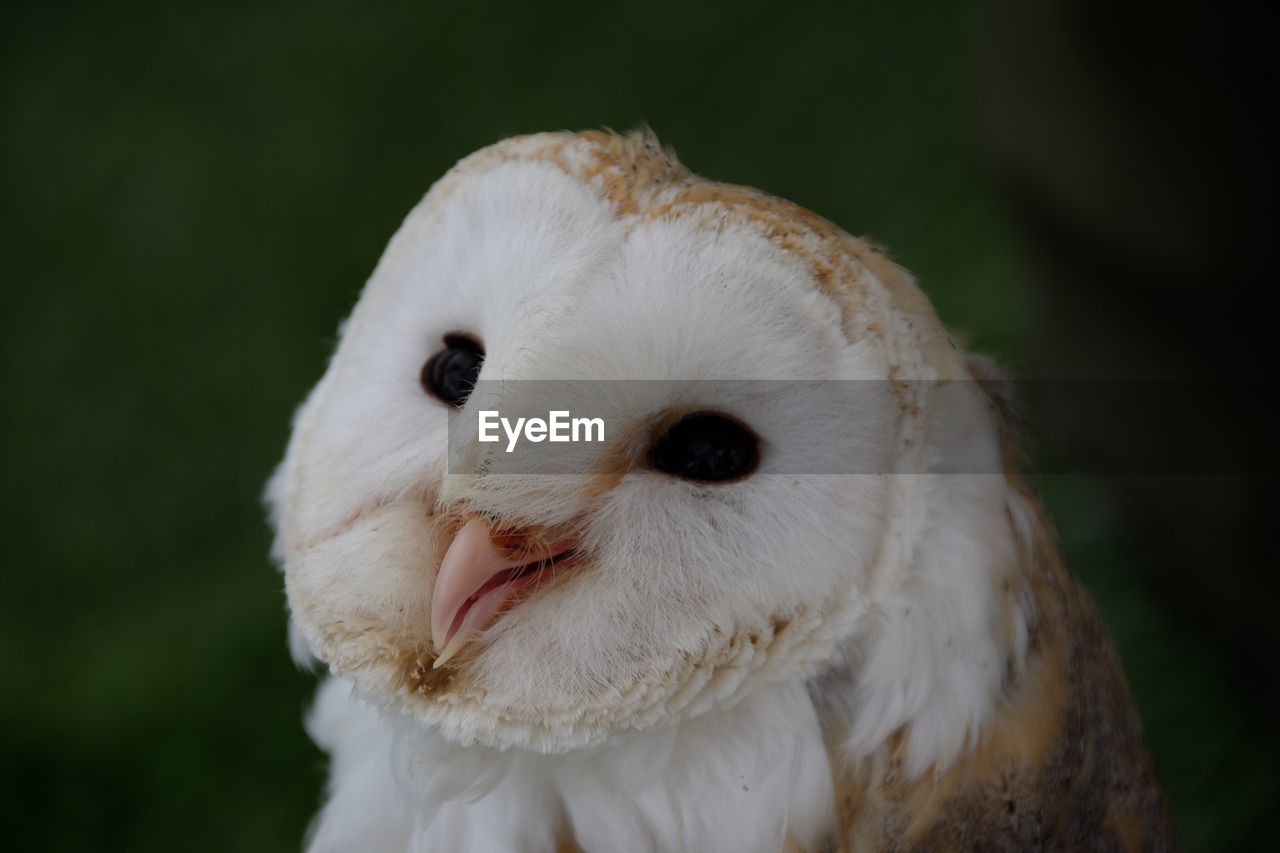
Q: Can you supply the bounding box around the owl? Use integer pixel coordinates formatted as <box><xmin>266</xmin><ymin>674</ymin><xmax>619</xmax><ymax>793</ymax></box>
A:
<box><xmin>267</xmin><ymin>131</ymin><xmax>1178</xmax><ymax>852</ymax></box>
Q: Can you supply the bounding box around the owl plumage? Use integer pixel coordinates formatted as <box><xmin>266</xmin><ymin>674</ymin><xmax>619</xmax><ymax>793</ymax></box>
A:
<box><xmin>268</xmin><ymin>131</ymin><xmax>1177</xmax><ymax>852</ymax></box>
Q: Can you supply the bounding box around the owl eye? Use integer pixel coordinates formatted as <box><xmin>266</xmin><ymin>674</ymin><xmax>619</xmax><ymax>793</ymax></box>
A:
<box><xmin>649</xmin><ymin>412</ymin><xmax>760</xmax><ymax>483</ymax></box>
<box><xmin>421</xmin><ymin>334</ymin><xmax>484</xmax><ymax>407</ymax></box>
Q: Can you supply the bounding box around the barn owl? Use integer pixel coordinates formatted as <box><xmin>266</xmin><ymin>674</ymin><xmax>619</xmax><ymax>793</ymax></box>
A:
<box><xmin>267</xmin><ymin>130</ymin><xmax>1178</xmax><ymax>852</ymax></box>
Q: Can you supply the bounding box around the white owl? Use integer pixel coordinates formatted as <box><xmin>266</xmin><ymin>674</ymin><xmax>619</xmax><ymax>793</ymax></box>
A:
<box><xmin>267</xmin><ymin>131</ymin><xmax>1178</xmax><ymax>852</ymax></box>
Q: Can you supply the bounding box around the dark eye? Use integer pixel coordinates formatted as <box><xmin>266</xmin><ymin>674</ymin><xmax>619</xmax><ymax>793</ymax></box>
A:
<box><xmin>420</xmin><ymin>334</ymin><xmax>484</xmax><ymax>407</ymax></box>
<box><xmin>649</xmin><ymin>411</ymin><xmax>761</xmax><ymax>483</ymax></box>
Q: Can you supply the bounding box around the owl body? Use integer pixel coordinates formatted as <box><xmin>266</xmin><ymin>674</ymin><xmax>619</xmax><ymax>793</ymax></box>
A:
<box><xmin>306</xmin><ymin>677</ymin><xmax>833</xmax><ymax>852</ymax></box>
<box><xmin>269</xmin><ymin>132</ymin><xmax>1177</xmax><ymax>851</ymax></box>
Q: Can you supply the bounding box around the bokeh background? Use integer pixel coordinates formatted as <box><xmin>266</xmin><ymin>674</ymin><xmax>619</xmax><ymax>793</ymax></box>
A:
<box><xmin>3</xmin><ymin>1</ymin><xmax>1273</xmax><ymax>850</ymax></box>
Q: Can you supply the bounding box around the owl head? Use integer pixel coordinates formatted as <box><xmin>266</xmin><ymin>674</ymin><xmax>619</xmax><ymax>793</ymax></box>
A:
<box><xmin>268</xmin><ymin>131</ymin><xmax>1021</xmax><ymax>768</ymax></box>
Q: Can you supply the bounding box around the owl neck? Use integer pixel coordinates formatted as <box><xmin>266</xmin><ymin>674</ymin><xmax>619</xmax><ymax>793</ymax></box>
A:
<box><xmin>821</xmin><ymin>376</ymin><xmax>1046</xmax><ymax>779</ymax></box>
<box><xmin>816</xmin><ymin>473</ymin><xmax>1177</xmax><ymax>849</ymax></box>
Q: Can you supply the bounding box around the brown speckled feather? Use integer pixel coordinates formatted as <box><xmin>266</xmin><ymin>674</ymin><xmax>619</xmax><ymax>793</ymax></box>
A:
<box><xmin>819</xmin><ymin>372</ymin><xmax>1179</xmax><ymax>853</ymax></box>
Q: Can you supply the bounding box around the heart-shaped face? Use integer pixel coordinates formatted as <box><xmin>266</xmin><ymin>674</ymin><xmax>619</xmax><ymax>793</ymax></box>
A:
<box><xmin>267</xmin><ymin>131</ymin><xmax>968</xmax><ymax>752</ymax></box>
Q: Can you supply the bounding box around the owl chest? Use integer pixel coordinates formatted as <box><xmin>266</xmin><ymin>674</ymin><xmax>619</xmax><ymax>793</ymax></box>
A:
<box><xmin>408</xmin><ymin>684</ymin><xmax>837</xmax><ymax>853</ymax></box>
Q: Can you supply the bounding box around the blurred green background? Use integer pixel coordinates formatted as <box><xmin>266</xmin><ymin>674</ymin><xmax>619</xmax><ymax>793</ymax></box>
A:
<box><xmin>2</xmin><ymin>1</ymin><xmax>1273</xmax><ymax>850</ymax></box>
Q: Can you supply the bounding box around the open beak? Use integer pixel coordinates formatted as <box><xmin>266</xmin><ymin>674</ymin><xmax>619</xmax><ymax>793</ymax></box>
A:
<box><xmin>430</xmin><ymin>516</ymin><xmax>577</xmax><ymax>668</ymax></box>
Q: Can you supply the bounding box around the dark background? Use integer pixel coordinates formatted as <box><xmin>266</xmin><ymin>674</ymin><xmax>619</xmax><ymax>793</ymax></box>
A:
<box><xmin>3</xmin><ymin>1</ymin><xmax>1273</xmax><ymax>850</ymax></box>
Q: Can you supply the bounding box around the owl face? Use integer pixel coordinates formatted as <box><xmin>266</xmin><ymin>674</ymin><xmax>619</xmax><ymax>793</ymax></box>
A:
<box><xmin>269</xmin><ymin>132</ymin><xmax>967</xmax><ymax>752</ymax></box>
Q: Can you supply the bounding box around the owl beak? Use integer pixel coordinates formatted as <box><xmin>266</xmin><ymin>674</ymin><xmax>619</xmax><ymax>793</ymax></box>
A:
<box><xmin>430</xmin><ymin>516</ymin><xmax>577</xmax><ymax>669</ymax></box>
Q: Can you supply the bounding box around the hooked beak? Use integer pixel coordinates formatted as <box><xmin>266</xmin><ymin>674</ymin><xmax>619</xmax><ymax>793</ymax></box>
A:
<box><xmin>430</xmin><ymin>516</ymin><xmax>577</xmax><ymax>668</ymax></box>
